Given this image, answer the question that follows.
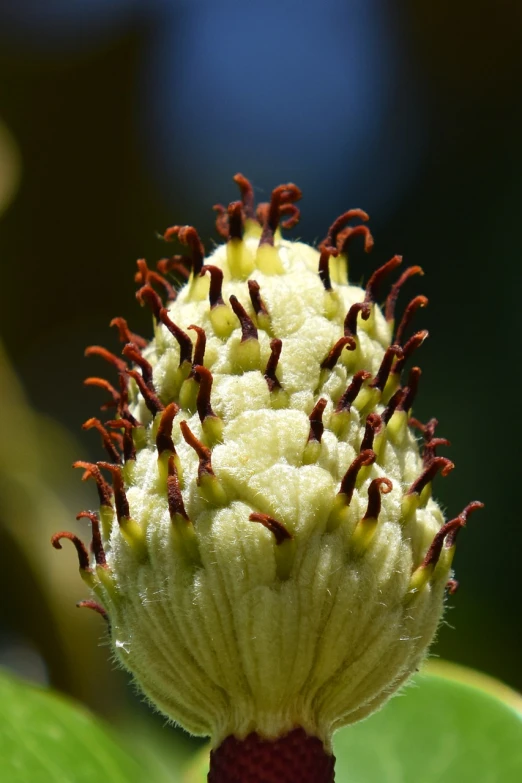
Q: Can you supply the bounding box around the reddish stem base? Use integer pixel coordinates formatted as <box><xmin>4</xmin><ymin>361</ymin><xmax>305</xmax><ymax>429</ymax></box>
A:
<box><xmin>208</xmin><ymin>728</ymin><xmax>335</xmax><ymax>783</ymax></box>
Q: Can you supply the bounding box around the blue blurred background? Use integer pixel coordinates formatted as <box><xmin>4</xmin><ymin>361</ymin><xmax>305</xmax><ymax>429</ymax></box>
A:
<box><xmin>0</xmin><ymin>0</ymin><xmax>520</xmax><ymax>757</ymax></box>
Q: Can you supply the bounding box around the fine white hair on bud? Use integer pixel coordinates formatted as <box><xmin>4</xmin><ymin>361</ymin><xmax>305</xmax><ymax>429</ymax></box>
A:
<box><xmin>53</xmin><ymin>174</ymin><xmax>482</xmax><ymax>775</ymax></box>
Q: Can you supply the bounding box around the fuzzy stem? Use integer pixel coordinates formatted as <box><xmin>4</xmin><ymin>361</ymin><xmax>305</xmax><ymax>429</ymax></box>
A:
<box><xmin>208</xmin><ymin>728</ymin><xmax>335</xmax><ymax>783</ymax></box>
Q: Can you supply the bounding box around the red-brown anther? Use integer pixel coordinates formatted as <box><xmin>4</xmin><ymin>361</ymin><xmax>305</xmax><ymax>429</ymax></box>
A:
<box><xmin>76</xmin><ymin>510</ymin><xmax>107</xmax><ymax>567</ymax></box>
<box><xmin>364</xmin><ymin>255</ymin><xmax>403</xmax><ymax>304</ymax></box>
<box><xmin>335</xmin><ymin>370</ymin><xmax>372</xmax><ymax>414</ymax></box>
<box><xmin>213</xmin><ymin>204</ymin><xmax>229</xmax><ymax>239</ymax></box>
<box><xmin>163</xmin><ymin>225</ymin><xmax>205</xmax><ymax>276</ymax></box>
<box><xmin>51</xmin><ymin>532</ymin><xmax>92</xmax><ymax>572</ymax></box>
<box><xmin>422</xmin><ymin>437</ymin><xmax>451</xmax><ymax>467</ymax></box>
<box><xmin>339</xmin><ymin>449</ymin><xmax>377</xmax><ymax>505</ymax></box>
<box><xmin>420</xmin><ymin>518</ymin><xmax>464</xmax><ymax>571</ymax></box>
<box><xmin>320</xmin><ymin>336</ymin><xmax>356</xmax><ymax>371</ymax></box>
<box><xmin>110</xmin><ymin>317</ymin><xmax>148</xmax><ymax>349</ymax></box>
<box><xmin>278</xmin><ymin>202</ymin><xmax>301</xmax><ymax>230</ymax></box>
<box><xmin>362</xmin><ymin>477</ymin><xmax>393</xmax><ymax>521</ymax></box>
<box><xmin>82</xmin><ymin>417</ymin><xmax>122</xmax><ymax>464</ymax></box>
<box><xmin>320</xmin><ymin>208</ymin><xmax>371</xmax><ymax>256</ymax></box>
<box><xmin>159</xmin><ymin>308</ymin><xmax>193</xmax><ymax>366</ymax></box>
<box><xmin>188</xmin><ymin>324</ymin><xmax>207</xmax><ymax>367</ymax></box>
<box><xmin>249</xmin><ymin>512</ymin><xmax>293</xmax><ymax>545</ymax></box>
<box><xmin>97</xmin><ymin>462</ymin><xmax>130</xmax><ymax>523</ymax></box>
<box><xmin>259</xmin><ymin>183</ymin><xmax>302</xmax><ymax>246</ymax></box>
<box><xmin>126</xmin><ymin>369</ymin><xmax>165</xmax><ymax>416</ymax></box>
<box><xmin>381</xmin><ymin>387</ymin><xmax>406</xmax><ymax>424</ymax></box>
<box><xmin>200</xmin><ymin>265</ymin><xmax>225</xmax><ymax>308</ymax></box>
<box><xmin>179</xmin><ymin>420</ymin><xmax>214</xmax><ymax>483</ymax></box>
<box><xmin>136</xmin><ymin>285</ymin><xmax>163</xmax><ymax>320</ymax></box>
<box><xmin>83</xmin><ymin>377</ymin><xmax>120</xmax><ymax>409</ymax></box>
<box><xmin>85</xmin><ymin>345</ymin><xmax>127</xmax><ymax>374</ymax></box>
<box><xmin>117</xmin><ymin>373</ymin><xmax>140</xmax><ymax>427</ymax></box>
<box><xmin>406</xmin><ymin>457</ymin><xmax>455</xmax><ymax>497</ymax></box>
<box><xmin>122</xmin><ymin>342</ymin><xmax>154</xmax><ymax>387</ymax></box>
<box><xmin>318</xmin><ymin>249</ymin><xmax>333</xmax><ymax>291</ymax></box>
<box><xmin>399</xmin><ymin>366</ymin><xmax>422</xmax><ymax>412</ymax></box>
<box><xmin>248</xmin><ymin>280</ymin><xmax>269</xmax><ymax>319</ymax></box>
<box><xmin>106</xmin><ymin>418</ymin><xmax>137</xmax><ymax>462</ymax></box>
<box><xmin>369</xmin><ymin>344</ymin><xmax>403</xmax><ymax>391</ymax></box>
<box><xmin>308</xmin><ymin>398</ymin><xmax>328</xmax><ymax>444</ymax></box>
<box><xmin>167</xmin><ymin>455</ymin><xmax>189</xmax><ymax>521</ymax></box>
<box><xmin>76</xmin><ymin>600</ymin><xmax>109</xmax><ymax>622</ymax></box>
<box><xmin>194</xmin><ymin>365</ymin><xmax>217</xmax><ymax>423</ymax></box>
<box><xmin>264</xmin><ymin>338</ymin><xmax>283</xmax><ymax>391</ymax></box>
<box><xmin>135</xmin><ymin>258</ymin><xmax>176</xmax><ymax>301</ymax></box>
<box><xmin>156</xmin><ymin>256</ymin><xmax>191</xmax><ymax>280</ymax></box>
<box><xmin>155</xmin><ymin>402</ymin><xmax>180</xmax><ymax>456</ymax></box>
<box><xmin>393</xmin><ymin>330</ymin><xmax>429</xmax><ymax>376</ymax></box>
<box><xmin>384</xmin><ymin>265</ymin><xmax>424</xmax><ymax>323</ymax></box>
<box><xmin>395</xmin><ymin>295</ymin><xmax>429</xmax><ymax>346</ymax></box>
<box><xmin>360</xmin><ymin>413</ymin><xmax>382</xmax><ymax>452</ymax></box>
<box><xmin>343</xmin><ymin>301</ymin><xmax>371</xmax><ymax>338</ymax></box>
<box><xmin>233</xmin><ymin>173</ymin><xmax>256</xmax><ymax>220</ymax></box>
<box><xmin>444</xmin><ymin>501</ymin><xmax>484</xmax><ymax>548</ymax></box>
<box><xmin>73</xmin><ymin>461</ymin><xmax>113</xmax><ymax>508</ymax></box>
<box><xmin>336</xmin><ymin>223</ymin><xmax>375</xmax><ymax>255</ymax></box>
<box><xmin>409</xmin><ymin>417</ymin><xmax>438</xmax><ymax>442</ymax></box>
<box><xmin>227</xmin><ymin>200</ymin><xmax>244</xmax><ymax>240</ymax></box>
<box><xmin>446</xmin><ymin>578</ymin><xmax>459</xmax><ymax>594</ymax></box>
<box><xmin>229</xmin><ymin>295</ymin><xmax>258</xmax><ymax>342</ymax></box>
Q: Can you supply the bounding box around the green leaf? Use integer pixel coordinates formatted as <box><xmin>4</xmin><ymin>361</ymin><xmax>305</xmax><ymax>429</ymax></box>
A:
<box><xmin>0</xmin><ymin>668</ymin><xmax>147</xmax><ymax>783</ymax></box>
<box><xmin>183</xmin><ymin>662</ymin><xmax>522</xmax><ymax>782</ymax></box>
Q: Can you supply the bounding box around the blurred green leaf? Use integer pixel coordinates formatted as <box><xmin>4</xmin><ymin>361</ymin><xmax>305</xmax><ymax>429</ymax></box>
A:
<box><xmin>184</xmin><ymin>662</ymin><xmax>522</xmax><ymax>782</ymax></box>
<box><xmin>0</xmin><ymin>668</ymin><xmax>147</xmax><ymax>783</ymax></box>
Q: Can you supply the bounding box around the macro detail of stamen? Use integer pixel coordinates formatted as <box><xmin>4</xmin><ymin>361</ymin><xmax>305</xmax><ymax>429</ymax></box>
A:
<box><xmin>97</xmin><ymin>462</ymin><xmax>130</xmax><ymax>523</ymax></box>
<box><xmin>136</xmin><ymin>284</ymin><xmax>163</xmax><ymax>320</ymax></box>
<box><xmin>395</xmin><ymin>295</ymin><xmax>429</xmax><ymax>346</ymax></box>
<box><xmin>321</xmin><ymin>336</ymin><xmax>356</xmax><ymax>370</ymax></box>
<box><xmin>167</xmin><ymin>456</ymin><xmax>189</xmax><ymax>522</ymax></box>
<box><xmin>72</xmin><ymin>461</ymin><xmax>113</xmax><ymax>508</ymax></box>
<box><xmin>188</xmin><ymin>325</ymin><xmax>207</xmax><ymax>367</ymax></box>
<box><xmin>362</xmin><ymin>477</ymin><xmax>393</xmax><ymax>522</ymax></box>
<box><xmin>369</xmin><ymin>344</ymin><xmax>403</xmax><ymax>391</ymax></box>
<box><xmin>201</xmin><ymin>265</ymin><xmax>225</xmax><ymax>308</ymax></box>
<box><xmin>365</xmin><ymin>255</ymin><xmax>403</xmax><ymax>304</ymax></box>
<box><xmin>51</xmin><ymin>532</ymin><xmax>92</xmax><ymax>574</ymax></box>
<box><xmin>156</xmin><ymin>255</ymin><xmax>191</xmax><ymax>281</ymax></box>
<box><xmin>264</xmin><ymin>338</ymin><xmax>283</xmax><ymax>391</ymax></box>
<box><xmin>229</xmin><ymin>295</ymin><xmax>258</xmax><ymax>342</ymax></box>
<box><xmin>360</xmin><ymin>413</ymin><xmax>382</xmax><ymax>452</ymax></box>
<box><xmin>318</xmin><ymin>249</ymin><xmax>333</xmax><ymax>291</ymax></box>
<box><xmin>76</xmin><ymin>600</ymin><xmax>109</xmax><ymax>622</ymax></box>
<box><xmin>338</xmin><ymin>449</ymin><xmax>376</xmax><ymax>505</ymax></box>
<box><xmin>247</xmin><ymin>280</ymin><xmax>269</xmax><ymax>320</ymax></box>
<box><xmin>85</xmin><ymin>345</ymin><xmax>127</xmax><ymax>373</ymax></box>
<box><xmin>384</xmin><ymin>265</ymin><xmax>424</xmax><ymax>323</ymax></box>
<box><xmin>163</xmin><ymin>225</ymin><xmax>205</xmax><ymax>276</ymax></box>
<box><xmin>106</xmin><ymin>418</ymin><xmax>137</xmax><ymax>462</ymax></box>
<box><xmin>334</xmin><ymin>370</ymin><xmax>371</xmax><ymax>414</ymax></box>
<box><xmin>308</xmin><ymin>398</ymin><xmax>328</xmax><ymax>444</ymax></box>
<box><xmin>393</xmin><ymin>330</ymin><xmax>429</xmax><ymax>376</ymax></box>
<box><xmin>248</xmin><ymin>512</ymin><xmax>293</xmax><ymax>545</ymax></box>
<box><xmin>259</xmin><ymin>183</ymin><xmax>302</xmax><ymax>246</ymax></box>
<box><xmin>76</xmin><ymin>510</ymin><xmax>107</xmax><ymax>567</ymax></box>
<box><xmin>406</xmin><ymin>457</ymin><xmax>455</xmax><ymax>498</ymax></box>
<box><xmin>159</xmin><ymin>309</ymin><xmax>193</xmax><ymax>365</ymax></box>
<box><xmin>83</xmin><ymin>377</ymin><xmax>120</xmax><ymax>409</ymax></box>
<box><xmin>82</xmin><ymin>417</ymin><xmax>122</xmax><ymax>464</ymax></box>
<box><xmin>135</xmin><ymin>258</ymin><xmax>176</xmax><ymax>301</ymax></box>
<box><xmin>156</xmin><ymin>403</ymin><xmax>180</xmax><ymax>456</ymax></box>
<box><xmin>344</xmin><ymin>301</ymin><xmax>371</xmax><ymax>337</ymax></box>
<box><xmin>122</xmin><ymin>343</ymin><xmax>154</xmax><ymax>387</ymax></box>
<box><xmin>110</xmin><ymin>317</ymin><xmax>148</xmax><ymax>349</ymax></box>
<box><xmin>399</xmin><ymin>367</ymin><xmax>422</xmax><ymax>412</ymax></box>
<box><xmin>126</xmin><ymin>368</ymin><xmax>165</xmax><ymax>416</ymax></box>
<box><xmin>320</xmin><ymin>208</ymin><xmax>371</xmax><ymax>256</ymax></box>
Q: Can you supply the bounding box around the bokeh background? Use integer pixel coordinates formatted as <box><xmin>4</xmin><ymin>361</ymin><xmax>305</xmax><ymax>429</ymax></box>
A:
<box><xmin>0</xmin><ymin>0</ymin><xmax>520</xmax><ymax>768</ymax></box>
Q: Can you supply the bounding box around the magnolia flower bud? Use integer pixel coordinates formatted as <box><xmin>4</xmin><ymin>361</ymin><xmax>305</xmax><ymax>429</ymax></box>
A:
<box><xmin>53</xmin><ymin>175</ymin><xmax>482</xmax><ymax>782</ymax></box>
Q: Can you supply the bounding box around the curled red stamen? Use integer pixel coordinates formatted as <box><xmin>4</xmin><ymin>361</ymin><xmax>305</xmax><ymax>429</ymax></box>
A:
<box><xmin>336</xmin><ymin>224</ymin><xmax>374</xmax><ymax>255</ymax></box>
<box><xmin>85</xmin><ymin>345</ymin><xmax>127</xmax><ymax>374</ymax></box>
<box><xmin>278</xmin><ymin>202</ymin><xmax>301</xmax><ymax>230</ymax></box>
<box><xmin>159</xmin><ymin>309</ymin><xmax>193</xmax><ymax>365</ymax></box>
<box><xmin>227</xmin><ymin>200</ymin><xmax>243</xmax><ymax>240</ymax></box>
<box><xmin>76</xmin><ymin>510</ymin><xmax>106</xmax><ymax>567</ymax></box>
<box><xmin>135</xmin><ymin>258</ymin><xmax>176</xmax><ymax>301</ymax></box>
<box><xmin>395</xmin><ymin>295</ymin><xmax>428</xmax><ymax>346</ymax></box>
<box><xmin>445</xmin><ymin>501</ymin><xmax>484</xmax><ymax>548</ymax></box>
<box><xmin>122</xmin><ymin>343</ymin><xmax>154</xmax><ymax>387</ymax></box>
<box><xmin>167</xmin><ymin>455</ymin><xmax>189</xmax><ymax>521</ymax></box>
<box><xmin>398</xmin><ymin>366</ymin><xmax>422</xmax><ymax>412</ymax></box>
<box><xmin>422</xmin><ymin>437</ymin><xmax>451</xmax><ymax>467</ymax></box>
<box><xmin>365</xmin><ymin>256</ymin><xmax>403</xmax><ymax>304</ymax></box>
<box><xmin>83</xmin><ymin>377</ymin><xmax>120</xmax><ymax>410</ymax></box>
<box><xmin>418</xmin><ymin>502</ymin><xmax>484</xmax><ymax>572</ymax></box>
<box><xmin>117</xmin><ymin>373</ymin><xmax>140</xmax><ymax>427</ymax></box>
<box><xmin>106</xmin><ymin>418</ymin><xmax>137</xmax><ymax>462</ymax></box>
<box><xmin>213</xmin><ymin>204</ymin><xmax>229</xmax><ymax>239</ymax></box>
<box><xmin>406</xmin><ymin>457</ymin><xmax>455</xmax><ymax>497</ymax></box>
<box><xmin>409</xmin><ymin>416</ymin><xmax>438</xmax><ymax>441</ymax></box>
<box><xmin>156</xmin><ymin>402</ymin><xmax>180</xmax><ymax>456</ymax></box>
<box><xmin>126</xmin><ymin>369</ymin><xmax>164</xmax><ymax>416</ymax></box>
<box><xmin>362</xmin><ymin>477</ymin><xmax>393</xmax><ymax>521</ymax></box>
<box><xmin>320</xmin><ymin>209</ymin><xmax>370</xmax><ymax>256</ymax></box>
<box><xmin>82</xmin><ymin>418</ymin><xmax>122</xmax><ymax>464</ymax></box>
<box><xmin>360</xmin><ymin>413</ymin><xmax>382</xmax><ymax>451</ymax></box>
<box><xmin>339</xmin><ymin>449</ymin><xmax>376</xmax><ymax>504</ymax></box>
<box><xmin>318</xmin><ymin>249</ymin><xmax>333</xmax><ymax>291</ymax></box>
<box><xmin>188</xmin><ymin>324</ymin><xmax>207</xmax><ymax>367</ymax></box>
<box><xmin>73</xmin><ymin>461</ymin><xmax>113</xmax><ymax>507</ymax></box>
<box><xmin>194</xmin><ymin>365</ymin><xmax>217</xmax><ymax>423</ymax></box>
<box><xmin>446</xmin><ymin>578</ymin><xmax>459</xmax><ymax>594</ymax></box>
<box><xmin>393</xmin><ymin>330</ymin><xmax>429</xmax><ymax>376</ymax></box>
<box><xmin>308</xmin><ymin>398</ymin><xmax>328</xmax><ymax>444</ymax></box>
<box><xmin>110</xmin><ymin>317</ymin><xmax>148</xmax><ymax>349</ymax></box>
<box><xmin>248</xmin><ymin>280</ymin><xmax>269</xmax><ymax>319</ymax></box>
<box><xmin>381</xmin><ymin>387</ymin><xmax>406</xmax><ymax>424</ymax></box>
<box><xmin>76</xmin><ymin>600</ymin><xmax>109</xmax><ymax>622</ymax></box>
<box><xmin>200</xmin><ymin>265</ymin><xmax>225</xmax><ymax>308</ymax></box>
<box><xmin>233</xmin><ymin>173</ymin><xmax>255</xmax><ymax>220</ymax></box>
<box><xmin>163</xmin><ymin>225</ymin><xmax>205</xmax><ymax>276</ymax></box>
<box><xmin>321</xmin><ymin>336</ymin><xmax>356</xmax><ymax>370</ymax></box>
<box><xmin>264</xmin><ymin>338</ymin><xmax>283</xmax><ymax>391</ymax></box>
<box><xmin>156</xmin><ymin>256</ymin><xmax>191</xmax><ymax>280</ymax></box>
<box><xmin>249</xmin><ymin>512</ymin><xmax>293</xmax><ymax>545</ymax></box>
<box><xmin>179</xmin><ymin>421</ymin><xmax>214</xmax><ymax>482</ymax></box>
<box><xmin>259</xmin><ymin>183</ymin><xmax>302</xmax><ymax>246</ymax></box>
<box><xmin>335</xmin><ymin>370</ymin><xmax>371</xmax><ymax>414</ymax></box>
<box><xmin>97</xmin><ymin>462</ymin><xmax>130</xmax><ymax>523</ymax></box>
<box><xmin>51</xmin><ymin>532</ymin><xmax>91</xmax><ymax>572</ymax></box>
<box><xmin>384</xmin><ymin>266</ymin><xmax>424</xmax><ymax>323</ymax></box>
<box><xmin>344</xmin><ymin>301</ymin><xmax>371</xmax><ymax>337</ymax></box>
<box><xmin>136</xmin><ymin>285</ymin><xmax>162</xmax><ymax>320</ymax></box>
<box><xmin>369</xmin><ymin>345</ymin><xmax>403</xmax><ymax>391</ymax></box>
<box><xmin>229</xmin><ymin>295</ymin><xmax>258</xmax><ymax>341</ymax></box>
